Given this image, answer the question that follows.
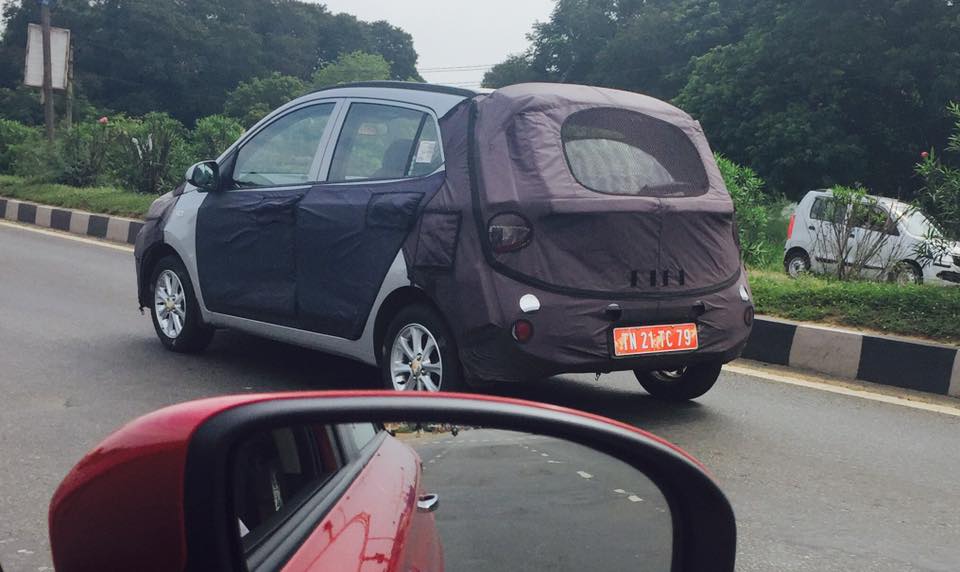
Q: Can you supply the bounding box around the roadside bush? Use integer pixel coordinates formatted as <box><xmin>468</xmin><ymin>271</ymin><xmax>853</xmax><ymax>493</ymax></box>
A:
<box><xmin>111</xmin><ymin>113</ymin><xmax>191</xmax><ymax>194</ymax></box>
<box><xmin>190</xmin><ymin>114</ymin><xmax>245</xmax><ymax>162</ymax></box>
<box><xmin>915</xmin><ymin>102</ymin><xmax>960</xmax><ymax>240</ymax></box>
<box><xmin>716</xmin><ymin>154</ymin><xmax>775</xmax><ymax>265</ymax></box>
<box><xmin>0</xmin><ymin>119</ymin><xmax>38</xmax><ymax>173</ymax></box>
<box><xmin>56</xmin><ymin>121</ymin><xmax>115</xmax><ymax>187</ymax></box>
<box><xmin>750</xmin><ymin>269</ymin><xmax>960</xmax><ymax>343</ymax></box>
<box><xmin>10</xmin><ymin>131</ymin><xmax>64</xmax><ymax>183</ymax></box>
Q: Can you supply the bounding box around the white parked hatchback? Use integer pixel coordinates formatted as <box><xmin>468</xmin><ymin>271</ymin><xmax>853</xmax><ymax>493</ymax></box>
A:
<box><xmin>784</xmin><ymin>189</ymin><xmax>960</xmax><ymax>285</ymax></box>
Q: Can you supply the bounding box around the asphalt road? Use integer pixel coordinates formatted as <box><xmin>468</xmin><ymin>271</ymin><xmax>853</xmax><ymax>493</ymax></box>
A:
<box><xmin>406</xmin><ymin>428</ymin><xmax>673</xmax><ymax>571</ymax></box>
<box><xmin>1</xmin><ymin>221</ymin><xmax>959</xmax><ymax>571</ymax></box>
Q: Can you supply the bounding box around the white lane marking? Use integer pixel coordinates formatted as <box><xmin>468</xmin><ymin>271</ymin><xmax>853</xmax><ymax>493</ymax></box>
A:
<box><xmin>0</xmin><ymin>220</ymin><xmax>134</xmax><ymax>252</ymax></box>
<box><xmin>577</xmin><ymin>471</ymin><xmax>593</xmax><ymax>479</ymax></box>
<box><xmin>428</xmin><ymin>459</ymin><xmax>435</xmax><ymax>463</ymax></box>
<box><xmin>540</xmin><ymin>453</ymin><xmax>549</xmax><ymax>457</ymax></box>
<box><xmin>726</xmin><ymin>363</ymin><xmax>960</xmax><ymax>418</ymax></box>
<box><xmin>613</xmin><ymin>489</ymin><xmax>627</xmax><ymax>494</ymax></box>
<box><xmin>628</xmin><ymin>495</ymin><xmax>644</xmax><ymax>503</ymax></box>
<box><xmin>547</xmin><ymin>460</ymin><xmax>562</xmax><ymax>464</ymax></box>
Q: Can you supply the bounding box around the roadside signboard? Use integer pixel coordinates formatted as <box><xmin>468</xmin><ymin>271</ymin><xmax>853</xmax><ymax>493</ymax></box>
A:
<box><xmin>24</xmin><ymin>23</ymin><xmax>70</xmax><ymax>90</ymax></box>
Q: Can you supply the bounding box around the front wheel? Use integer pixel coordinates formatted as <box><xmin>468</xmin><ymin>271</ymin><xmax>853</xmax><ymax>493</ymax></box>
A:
<box><xmin>150</xmin><ymin>255</ymin><xmax>214</xmax><ymax>353</ymax></box>
<box><xmin>381</xmin><ymin>304</ymin><xmax>465</xmax><ymax>392</ymax></box>
<box><xmin>634</xmin><ymin>361</ymin><xmax>723</xmax><ymax>401</ymax></box>
<box><xmin>890</xmin><ymin>261</ymin><xmax>923</xmax><ymax>286</ymax></box>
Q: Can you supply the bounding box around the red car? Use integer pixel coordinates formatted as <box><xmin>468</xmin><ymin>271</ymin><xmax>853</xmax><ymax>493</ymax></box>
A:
<box><xmin>48</xmin><ymin>392</ymin><xmax>736</xmax><ymax>572</ymax></box>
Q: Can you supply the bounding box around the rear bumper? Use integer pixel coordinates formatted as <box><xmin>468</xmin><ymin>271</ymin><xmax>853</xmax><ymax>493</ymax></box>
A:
<box><xmin>456</xmin><ymin>271</ymin><xmax>754</xmax><ymax>383</ymax></box>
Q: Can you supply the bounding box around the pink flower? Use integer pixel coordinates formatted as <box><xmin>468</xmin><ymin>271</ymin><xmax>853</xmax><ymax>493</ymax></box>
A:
<box><xmin>98</xmin><ymin>116</ymin><xmax>109</xmax><ymax>125</ymax></box>
<box><xmin>920</xmin><ymin>151</ymin><xmax>929</xmax><ymax>159</ymax></box>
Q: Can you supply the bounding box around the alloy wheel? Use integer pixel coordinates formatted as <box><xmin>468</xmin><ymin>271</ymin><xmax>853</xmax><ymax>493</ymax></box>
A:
<box><xmin>390</xmin><ymin>323</ymin><xmax>443</xmax><ymax>391</ymax></box>
<box><xmin>154</xmin><ymin>269</ymin><xmax>186</xmax><ymax>339</ymax></box>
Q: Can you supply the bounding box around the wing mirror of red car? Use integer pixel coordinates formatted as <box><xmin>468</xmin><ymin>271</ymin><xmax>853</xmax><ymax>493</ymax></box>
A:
<box><xmin>49</xmin><ymin>392</ymin><xmax>736</xmax><ymax>572</ymax></box>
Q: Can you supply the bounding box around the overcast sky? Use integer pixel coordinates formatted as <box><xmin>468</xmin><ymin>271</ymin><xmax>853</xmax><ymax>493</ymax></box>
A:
<box><xmin>311</xmin><ymin>0</ymin><xmax>555</xmax><ymax>88</ymax></box>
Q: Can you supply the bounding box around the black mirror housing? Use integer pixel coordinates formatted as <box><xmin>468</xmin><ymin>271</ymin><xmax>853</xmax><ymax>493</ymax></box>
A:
<box><xmin>187</xmin><ymin>160</ymin><xmax>220</xmax><ymax>192</ymax></box>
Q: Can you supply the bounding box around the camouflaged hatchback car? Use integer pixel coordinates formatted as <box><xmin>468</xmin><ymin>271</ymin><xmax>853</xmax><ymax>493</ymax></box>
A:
<box><xmin>135</xmin><ymin>82</ymin><xmax>753</xmax><ymax>400</ymax></box>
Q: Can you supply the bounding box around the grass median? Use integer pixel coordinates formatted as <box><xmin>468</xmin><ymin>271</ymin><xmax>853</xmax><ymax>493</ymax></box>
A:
<box><xmin>0</xmin><ymin>175</ymin><xmax>153</xmax><ymax>219</ymax></box>
<box><xmin>748</xmin><ymin>269</ymin><xmax>960</xmax><ymax>344</ymax></box>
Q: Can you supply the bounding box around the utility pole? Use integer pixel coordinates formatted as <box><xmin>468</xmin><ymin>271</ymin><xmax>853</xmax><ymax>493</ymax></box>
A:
<box><xmin>40</xmin><ymin>0</ymin><xmax>55</xmax><ymax>142</ymax></box>
<box><xmin>65</xmin><ymin>44</ymin><xmax>74</xmax><ymax>129</ymax></box>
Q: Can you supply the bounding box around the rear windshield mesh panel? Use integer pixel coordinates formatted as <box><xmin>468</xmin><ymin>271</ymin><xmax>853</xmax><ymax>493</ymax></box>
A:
<box><xmin>561</xmin><ymin>108</ymin><xmax>709</xmax><ymax>197</ymax></box>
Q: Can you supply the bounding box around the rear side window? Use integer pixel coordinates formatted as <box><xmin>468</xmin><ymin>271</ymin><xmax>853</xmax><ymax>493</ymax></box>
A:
<box><xmin>810</xmin><ymin>196</ymin><xmax>844</xmax><ymax>223</ymax></box>
<box><xmin>561</xmin><ymin>107</ymin><xmax>708</xmax><ymax>196</ymax></box>
<box><xmin>328</xmin><ymin>103</ymin><xmax>442</xmax><ymax>182</ymax></box>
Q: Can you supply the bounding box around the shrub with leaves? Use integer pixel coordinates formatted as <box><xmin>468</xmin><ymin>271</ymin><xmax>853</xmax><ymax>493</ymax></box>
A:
<box><xmin>0</xmin><ymin>118</ymin><xmax>38</xmax><ymax>173</ymax></box>
<box><xmin>112</xmin><ymin>113</ymin><xmax>190</xmax><ymax>194</ymax></box>
<box><xmin>915</xmin><ymin>102</ymin><xmax>960</xmax><ymax>241</ymax></box>
<box><xmin>716</xmin><ymin>154</ymin><xmax>773</xmax><ymax>265</ymax></box>
<box><xmin>57</xmin><ymin>121</ymin><xmax>116</xmax><ymax>187</ymax></box>
<box><xmin>190</xmin><ymin>114</ymin><xmax>245</xmax><ymax>163</ymax></box>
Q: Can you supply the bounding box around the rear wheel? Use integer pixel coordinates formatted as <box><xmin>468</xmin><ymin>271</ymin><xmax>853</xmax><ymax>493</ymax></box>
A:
<box><xmin>634</xmin><ymin>361</ymin><xmax>723</xmax><ymax>401</ymax></box>
<box><xmin>150</xmin><ymin>255</ymin><xmax>214</xmax><ymax>353</ymax></box>
<box><xmin>381</xmin><ymin>304</ymin><xmax>465</xmax><ymax>392</ymax></box>
<box><xmin>784</xmin><ymin>250</ymin><xmax>811</xmax><ymax>278</ymax></box>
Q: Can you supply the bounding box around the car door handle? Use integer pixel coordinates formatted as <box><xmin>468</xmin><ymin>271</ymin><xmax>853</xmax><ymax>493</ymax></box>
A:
<box><xmin>417</xmin><ymin>493</ymin><xmax>439</xmax><ymax>513</ymax></box>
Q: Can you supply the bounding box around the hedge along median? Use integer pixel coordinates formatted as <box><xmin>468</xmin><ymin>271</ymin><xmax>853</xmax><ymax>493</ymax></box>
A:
<box><xmin>0</xmin><ymin>175</ymin><xmax>153</xmax><ymax>219</ymax></box>
<box><xmin>748</xmin><ymin>269</ymin><xmax>960</xmax><ymax>344</ymax></box>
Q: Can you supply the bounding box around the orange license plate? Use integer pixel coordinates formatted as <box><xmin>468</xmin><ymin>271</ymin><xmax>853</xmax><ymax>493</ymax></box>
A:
<box><xmin>613</xmin><ymin>323</ymin><xmax>699</xmax><ymax>357</ymax></box>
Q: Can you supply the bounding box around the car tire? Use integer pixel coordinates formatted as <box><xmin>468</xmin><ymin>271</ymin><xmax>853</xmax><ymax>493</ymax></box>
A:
<box><xmin>150</xmin><ymin>255</ymin><xmax>215</xmax><ymax>353</ymax></box>
<box><xmin>890</xmin><ymin>261</ymin><xmax>923</xmax><ymax>286</ymax></box>
<box><xmin>381</xmin><ymin>304</ymin><xmax>465</xmax><ymax>392</ymax></box>
<box><xmin>784</xmin><ymin>251</ymin><xmax>811</xmax><ymax>278</ymax></box>
<box><xmin>634</xmin><ymin>361</ymin><xmax>723</xmax><ymax>401</ymax></box>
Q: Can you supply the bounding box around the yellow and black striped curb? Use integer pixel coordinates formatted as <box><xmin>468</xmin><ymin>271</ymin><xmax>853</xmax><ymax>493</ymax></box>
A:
<box><xmin>743</xmin><ymin>316</ymin><xmax>960</xmax><ymax>398</ymax></box>
<box><xmin>0</xmin><ymin>196</ymin><xmax>143</xmax><ymax>245</ymax></box>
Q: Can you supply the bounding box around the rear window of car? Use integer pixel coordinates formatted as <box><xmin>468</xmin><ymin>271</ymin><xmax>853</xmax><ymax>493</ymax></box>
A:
<box><xmin>561</xmin><ymin>107</ymin><xmax>708</xmax><ymax>197</ymax></box>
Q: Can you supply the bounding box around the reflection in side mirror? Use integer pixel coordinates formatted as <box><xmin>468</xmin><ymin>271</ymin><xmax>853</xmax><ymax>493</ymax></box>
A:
<box><xmin>49</xmin><ymin>393</ymin><xmax>736</xmax><ymax>572</ymax></box>
<box><xmin>187</xmin><ymin>160</ymin><xmax>220</xmax><ymax>192</ymax></box>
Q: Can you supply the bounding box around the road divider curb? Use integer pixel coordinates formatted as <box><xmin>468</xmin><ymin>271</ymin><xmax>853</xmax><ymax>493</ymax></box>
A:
<box><xmin>744</xmin><ymin>316</ymin><xmax>960</xmax><ymax>398</ymax></box>
<box><xmin>0</xmin><ymin>196</ymin><xmax>143</xmax><ymax>245</ymax></box>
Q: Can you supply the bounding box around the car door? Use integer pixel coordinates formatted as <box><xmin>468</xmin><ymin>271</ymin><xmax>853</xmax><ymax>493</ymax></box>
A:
<box><xmin>850</xmin><ymin>203</ymin><xmax>901</xmax><ymax>275</ymax></box>
<box><xmin>195</xmin><ymin>101</ymin><xmax>341</xmax><ymax>325</ymax></box>
<box><xmin>808</xmin><ymin>194</ymin><xmax>845</xmax><ymax>272</ymax></box>
<box><xmin>294</xmin><ymin>100</ymin><xmax>446</xmax><ymax>339</ymax></box>
<box><xmin>234</xmin><ymin>422</ymin><xmax>442</xmax><ymax>572</ymax></box>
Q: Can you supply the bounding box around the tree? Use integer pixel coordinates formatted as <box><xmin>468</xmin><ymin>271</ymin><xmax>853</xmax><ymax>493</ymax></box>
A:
<box><xmin>490</xmin><ymin>0</ymin><xmax>960</xmax><ymax>199</ymax></box>
<box><xmin>0</xmin><ymin>0</ymin><xmax>420</xmax><ymax>124</ymax></box>
<box><xmin>224</xmin><ymin>74</ymin><xmax>307</xmax><ymax>128</ymax></box>
<box><xmin>482</xmin><ymin>55</ymin><xmax>542</xmax><ymax>89</ymax></box>
<box><xmin>311</xmin><ymin>51</ymin><xmax>391</xmax><ymax>90</ymax></box>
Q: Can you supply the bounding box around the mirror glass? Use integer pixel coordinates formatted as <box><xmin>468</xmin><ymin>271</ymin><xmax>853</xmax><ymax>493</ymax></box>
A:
<box><xmin>188</xmin><ymin>161</ymin><xmax>218</xmax><ymax>190</ymax></box>
<box><xmin>230</xmin><ymin>421</ymin><xmax>673</xmax><ymax>571</ymax></box>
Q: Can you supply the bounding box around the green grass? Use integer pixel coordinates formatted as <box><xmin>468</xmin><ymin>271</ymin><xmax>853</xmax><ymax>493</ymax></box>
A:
<box><xmin>0</xmin><ymin>175</ymin><xmax>153</xmax><ymax>218</ymax></box>
<box><xmin>748</xmin><ymin>269</ymin><xmax>960</xmax><ymax>344</ymax></box>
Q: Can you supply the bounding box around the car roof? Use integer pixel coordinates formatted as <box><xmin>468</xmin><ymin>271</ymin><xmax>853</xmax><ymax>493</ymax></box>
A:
<box><xmin>284</xmin><ymin>81</ymin><xmax>487</xmax><ymax>119</ymax></box>
<box><xmin>803</xmin><ymin>189</ymin><xmax>907</xmax><ymax>209</ymax></box>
